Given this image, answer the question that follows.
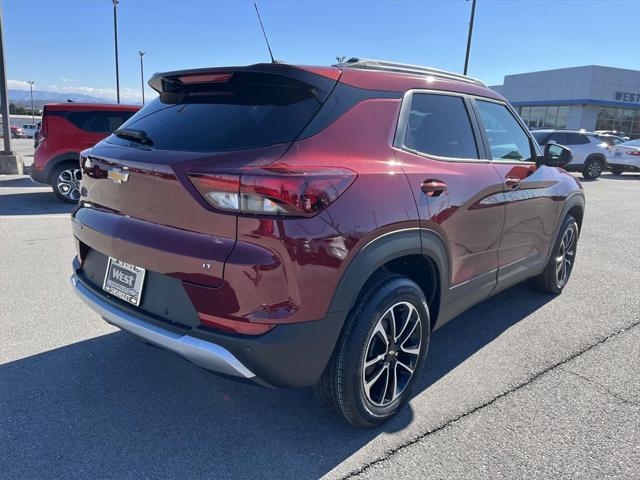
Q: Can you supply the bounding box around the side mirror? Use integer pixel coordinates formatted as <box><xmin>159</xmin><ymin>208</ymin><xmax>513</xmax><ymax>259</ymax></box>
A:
<box><xmin>540</xmin><ymin>142</ymin><xmax>573</xmax><ymax>167</ymax></box>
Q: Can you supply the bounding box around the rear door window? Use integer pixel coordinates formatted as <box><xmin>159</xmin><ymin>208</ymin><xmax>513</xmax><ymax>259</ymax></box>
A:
<box><xmin>549</xmin><ymin>132</ymin><xmax>568</xmax><ymax>144</ymax></box>
<box><xmin>402</xmin><ymin>93</ymin><xmax>478</xmax><ymax>159</ymax></box>
<box><xmin>565</xmin><ymin>133</ymin><xmax>590</xmax><ymax>145</ymax></box>
<box><xmin>476</xmin><ymin>100</ymin><xmax>534</xmax><ymax>162</ymax></box>
<box><xmin>110</xmin><ymin>72</ymin><xmax>329</xmax><ymax>152</ymax></box>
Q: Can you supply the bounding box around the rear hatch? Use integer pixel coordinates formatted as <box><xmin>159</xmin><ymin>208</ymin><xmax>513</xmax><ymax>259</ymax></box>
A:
<box><xmin>75</xmin><ymin>63</ymin><xmax>339</xmax><ymax>287</ymax></box>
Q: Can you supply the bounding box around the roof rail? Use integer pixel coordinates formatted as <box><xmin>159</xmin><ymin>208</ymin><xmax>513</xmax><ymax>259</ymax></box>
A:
<box><xmin>334</xmin><ymin>58</ymin><xmax>486</xmax><ymax>87</ymax></box>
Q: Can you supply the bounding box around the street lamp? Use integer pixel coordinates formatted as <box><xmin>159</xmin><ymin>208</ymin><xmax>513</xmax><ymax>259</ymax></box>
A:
<box><xmin>463</xmin><ymin>0</ymin><xmax>477</xmax><ymax>76</ymax></box>
<box><xmin>113</xmin><ymin>0</ymin><xmax>120</xmax><ymax>103</ymax></box>
<box><xmin>138</xmin><ymin>51</ymin><xmax>146</xmax><ymax>105</ymax></box>
<box><xmin>27</xmin><ymin>81</ymin><xmax>35</xmax><ymax>124</ymax></box>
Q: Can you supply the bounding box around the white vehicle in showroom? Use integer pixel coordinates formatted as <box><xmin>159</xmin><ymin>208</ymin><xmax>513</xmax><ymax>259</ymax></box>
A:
<box><xmin>607</xmin><ymin>139</ymin><xmax>640</xmax><ymax>175</ymax></box>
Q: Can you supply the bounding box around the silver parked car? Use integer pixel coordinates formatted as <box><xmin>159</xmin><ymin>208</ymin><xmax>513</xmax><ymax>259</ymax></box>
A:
<box><xmin>532</xmin><ymin>129</ymin><xmax>609</xmax><ymax>179</ymax></box>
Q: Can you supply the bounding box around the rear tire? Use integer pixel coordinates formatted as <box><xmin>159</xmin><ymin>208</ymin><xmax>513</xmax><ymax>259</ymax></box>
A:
<box><xmin>582</xmin><ymin>157</ymin><xmax>604</xmax><ymax>179</ymax></box>
<box><xmin>530</xmin><ymin>215</ymin><xmax>579</xmax><ymax>294</ymax></box>
<box><xmin>51</xmin><ymin>163</ymin><xmax>82</xmax><ymax>203</ymax></box>
<box><xmin>315</xmin><ymin>273</ymin><xmax>430</xmax><ymax>427</ymax></box>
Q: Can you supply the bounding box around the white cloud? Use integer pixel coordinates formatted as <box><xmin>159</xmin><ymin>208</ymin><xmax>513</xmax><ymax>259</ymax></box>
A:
<box><xmin>46</xmin><ymin>83</ymin><xmax>152</xmax><ymax>103</ymax></box>
<box><xmin>10</xmin><ymin>78</ymin><xmax>155</xmax><ymax>103</ymax></box>
<box><xmin>8</xmin><ymin>79</ymin><xmax>31</xmax><ymax>90</ymax></box>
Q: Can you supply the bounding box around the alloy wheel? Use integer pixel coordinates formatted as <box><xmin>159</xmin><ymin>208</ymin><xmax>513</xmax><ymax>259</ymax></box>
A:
<box><xmin>362</xmin><ymin>301</ymin><xmax>422</xmax><ymax>407</ymax></box>
<box><xmin>556</xmin><ymin>226</ymin><xmax>576</xmax><ymax>287</ymax></box>
<box><xmin>57</xmin><ymin>168</ymin><xmax>82</xmax><ymax>201</ymax></box>
<box><xmin>588</xmin><ymin>160</ymin><xmax>602</xmax><ymax>178</ymax></box>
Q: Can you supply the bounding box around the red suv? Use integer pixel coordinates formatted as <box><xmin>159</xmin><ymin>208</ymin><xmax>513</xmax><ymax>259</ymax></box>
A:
<box><xmin>31</xmin><ymin>103</ymin><xmax>140</xmax><ymax>202</ymax></box>
<box><xmin>70</xmin><ymin>60</ymin><xmax>584</xmax><ymax>426</ymax></box>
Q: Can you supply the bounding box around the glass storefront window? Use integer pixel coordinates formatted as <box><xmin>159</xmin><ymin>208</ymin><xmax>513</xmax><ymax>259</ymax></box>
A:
<box><xmin>529</xmin><ymin>106</ymin><xmax>546</xmax><ymax>128</ymax></box>
<box><xmin>515</xmin><ymin>104</ymin><xmax>639</xmax><ymax>138</ymax></box>
<box><xmin>543</xmin><ymin>106</ymin><xmax>559</xmax><ymax>128</ymax></box>
<box><xmin>556</xmin><ymin>106</ymin><xmax>569</xmax><ymax>128</ymax></box>
<box><xmin>595</xmin><ymin>106</ymin><xmax>640</xmax><ymax>138</ymax></box>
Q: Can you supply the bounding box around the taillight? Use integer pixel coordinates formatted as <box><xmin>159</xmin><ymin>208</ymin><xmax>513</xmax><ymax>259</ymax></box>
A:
<box><xmin>188</xmin><ymin>166</ymin><xmax>356</xmax><ymax>217</ymax></box>
<box><xmin>627</xmin><ymin>150</ymin><xmax>640</xmax><ymax>156</ymax></box>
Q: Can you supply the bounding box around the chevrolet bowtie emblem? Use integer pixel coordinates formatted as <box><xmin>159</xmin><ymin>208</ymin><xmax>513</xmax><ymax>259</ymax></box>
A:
<box><xmin>107</xmin><ymin>168</ymin><xmax>130</xmax><ymax>184</ymax></box>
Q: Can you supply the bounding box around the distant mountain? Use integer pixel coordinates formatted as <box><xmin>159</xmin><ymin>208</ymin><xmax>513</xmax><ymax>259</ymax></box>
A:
<box><xmin>8</xmin><ymin>89</ymin><xmax>111</xmax><ymax>108</ymax></box>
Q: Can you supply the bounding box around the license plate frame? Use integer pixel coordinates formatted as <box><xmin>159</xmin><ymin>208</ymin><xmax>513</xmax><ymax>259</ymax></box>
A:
<box><xmin>102</xmin><ymin>257</ymin><xmax>146</xmax><ymax>306</ymax></box>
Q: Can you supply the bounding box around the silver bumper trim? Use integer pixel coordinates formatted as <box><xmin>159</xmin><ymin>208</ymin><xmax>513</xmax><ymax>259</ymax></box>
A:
<box><xmin>71</xmin><ymin>275</ymin><xmax>255</xmax><ymax>379</ymax></box>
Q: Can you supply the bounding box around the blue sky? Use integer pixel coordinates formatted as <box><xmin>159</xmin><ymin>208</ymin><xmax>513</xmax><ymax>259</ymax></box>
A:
<box><xmin>4</xmin><ymin>0</ymin><xmax>640</xmax><ymax>103</ymax></box>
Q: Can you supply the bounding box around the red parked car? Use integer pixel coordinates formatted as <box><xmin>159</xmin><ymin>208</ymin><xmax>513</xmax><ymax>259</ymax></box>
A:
<box><xmin>71</xmin><ymin>60</ymin><xmax>584</xmax><ymax>426</ymax></box>
<box><xmin>31</xmin><ymin>103</ymin><xmax>140</xmax><ymax>202</ymax></box>
<box><xmin>0</xmin><ymin>125</ymin><xmax>26</xmax><ymax>138</ymax></box>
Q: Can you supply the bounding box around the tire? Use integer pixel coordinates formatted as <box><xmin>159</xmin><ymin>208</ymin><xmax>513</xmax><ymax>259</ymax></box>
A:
<box><xmin>315</xmin><ymin>273</ymin><xmax>431</xmax><ymax>427</ymax></box>
<box><xmin>51</xmin><ymin>163</ymin><xmax>82</xmax><ymax>203</ymax></box>
<box><xmin>582</xmin><ymin>157</ymin><xmax>604</xmax><ymax>179</ymax></box>
<box><xmin>610</xmin><ymin>168</ymin><xmax>624</xmax><ymax>176</ymax></box>
<box><xmin>530</xmin><ymin>214</ymin><xmax>579</xmax><ymax>294</ymax></box>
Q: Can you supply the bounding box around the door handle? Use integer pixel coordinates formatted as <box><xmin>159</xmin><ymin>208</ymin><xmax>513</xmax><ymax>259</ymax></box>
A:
<box><xmin>505</xmin><ymin>176</ymin><xmax>521</xmax><ymax>190</ymax></box>
<box><xmin>421</xmin><ymin>179</ymin><xmax>447</xmax><ymax>197</ymax></box>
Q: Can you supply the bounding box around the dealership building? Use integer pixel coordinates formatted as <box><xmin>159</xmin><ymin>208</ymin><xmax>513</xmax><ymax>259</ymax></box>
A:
<box><xmin>491</xmin><ymin>65</ymin><xmax>640</xmax><ymax>138</ymax></box>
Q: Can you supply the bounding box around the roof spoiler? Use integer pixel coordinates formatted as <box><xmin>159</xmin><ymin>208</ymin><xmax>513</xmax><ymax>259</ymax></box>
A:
<box><xmin>148</xmin><ymin>63</ymin><xmax>338</xmax><ymax>95</ymax></box>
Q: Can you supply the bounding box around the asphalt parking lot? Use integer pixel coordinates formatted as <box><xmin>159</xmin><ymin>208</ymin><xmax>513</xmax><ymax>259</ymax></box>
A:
<box><xmin>1</xmin><ymin>138</ymin><xmax>639</xmax><ymax>479</ymax></box>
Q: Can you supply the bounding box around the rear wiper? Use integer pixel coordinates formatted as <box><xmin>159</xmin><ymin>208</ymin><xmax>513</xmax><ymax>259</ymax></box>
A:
<box><xmin>114</xmin><ymin>128</ymin><xmax>153</xmax><ymax>146</ymax></box>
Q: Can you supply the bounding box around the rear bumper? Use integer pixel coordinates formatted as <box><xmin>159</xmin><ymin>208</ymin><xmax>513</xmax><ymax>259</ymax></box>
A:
<box><xmin>72</xmin><ymin>274</ymin><xmax>256</xmax><ymax>379</ymax></box>
<box><xmin>71</xmin><ymin>265</ymin><xmax>345</xmax><ymax>388</ymax></box>
<box><xmin>30</xmin><ymin>163</ymin><xmax>48</xmax><ymax>184</ymax></box>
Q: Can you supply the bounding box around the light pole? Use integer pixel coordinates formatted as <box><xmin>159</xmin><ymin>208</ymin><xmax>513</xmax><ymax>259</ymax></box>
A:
<box><xmin>0</xmin><ymin>6</ymin><xmax>12</xmax><ymax>154</ymax></box>
<box><xmin>0</xmin><ymin>7</ymin><xmax>23</xmax><ymax>174</ymax></box>
<box><xmin>113</xmin><ymin>0</ymin><xmax>120</xmax><ymax>103</ymax></box>
<box><xmin>138</xmin><ymin>50</ymin><xmax>146</xmax><ymax>105</ymax></box>
<box><xmin>27</xmin><ymin>81</ymin><xmax>34</xmax><ymax>124</ymax></box>
<box><xmin>463</xmin><ymin>0</ymin><xmax>477</xmax><ymax>76</ymax></box>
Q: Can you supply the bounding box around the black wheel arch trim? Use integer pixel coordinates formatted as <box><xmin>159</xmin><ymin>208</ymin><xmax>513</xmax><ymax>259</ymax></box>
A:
<box><xmin>327</xmin><ymin>227</ymin><xmax>450</xmax><ymax>323</ymax></box>
<box><xmin>548</xmin><ymin>191</ymin><xmax>585</xmax><ymax>261</ymax></box>
<box><xmin>44</xmin><ymin>152</ymin><xmax>82</xmax><ymax>183</ymax></box>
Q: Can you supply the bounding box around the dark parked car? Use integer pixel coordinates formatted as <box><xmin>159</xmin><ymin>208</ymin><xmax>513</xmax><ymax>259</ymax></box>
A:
<box><xmin>31</xmin><ymin>103</ymin><xmax>140</xmax><ymax>202</ymax></box>
<box><xmin>71</xmin><ymin>59</ymin><xmax>584</xmax><ymax>427</ymax></box>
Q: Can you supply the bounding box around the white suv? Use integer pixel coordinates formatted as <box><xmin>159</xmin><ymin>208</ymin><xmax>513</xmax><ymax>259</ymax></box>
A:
<box><xmin>21</xmin><ymin>124</ymin><xmax>38</xmax><ymax>139</ymax></box>
<box><xmin>532</xmin><ymin>129</ymin><xmax>609</xmax><ymax>179</ymax></box>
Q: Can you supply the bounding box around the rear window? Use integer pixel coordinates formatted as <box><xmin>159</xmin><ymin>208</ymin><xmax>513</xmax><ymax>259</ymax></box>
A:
<box><xmin>597</xmin><ymin>135</ymin><xmax>622</xmax><ymax>145</ymax></box>
<box><xmin>66</xmin><ymin>110</ymin><xmax>135</xmax><ymax>134</ymax></box>
<box><xmin>109</xmin><ymin>72</ymin><xmax>327</xmax><ymax>153</ymax></box>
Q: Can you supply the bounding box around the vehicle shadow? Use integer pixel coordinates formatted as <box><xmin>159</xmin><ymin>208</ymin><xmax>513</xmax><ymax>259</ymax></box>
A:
<box><xmin>0</xmin><ymin>191</ymin><xmax>74</xmax><ymax>215</ymax></box>
<box><xmin>0</xmin><ymin>176</ymin><xmax>43</xmax><ymax>188</ymax></box>
<box><xmin>601</xmin><ymin>173</ymin><xmax>640</xmax><ymax>181</ymax></box>
<box><xmin>1</xmin><ymin>284</ymin><xmax>552</xmax><ymax>479</ymax></box>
